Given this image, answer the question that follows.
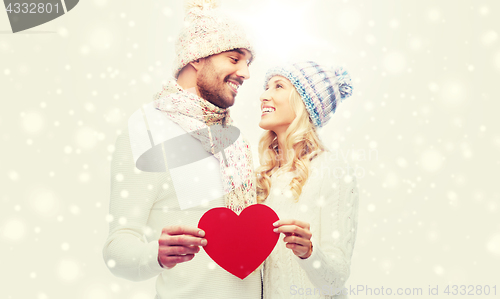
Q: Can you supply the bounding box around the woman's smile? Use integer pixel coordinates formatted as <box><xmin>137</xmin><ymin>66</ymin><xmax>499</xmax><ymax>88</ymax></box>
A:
<box><xmin>261</xmin><ymin>105</ymin><xmax>276</xmax><ymax>117</ymax></box>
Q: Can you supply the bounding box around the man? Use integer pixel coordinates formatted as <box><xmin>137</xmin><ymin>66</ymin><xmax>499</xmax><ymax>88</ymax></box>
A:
<box><xmin>102</xmin><ymin>1</ymin><xmax>259</xmax><ymax>298</ymax></box>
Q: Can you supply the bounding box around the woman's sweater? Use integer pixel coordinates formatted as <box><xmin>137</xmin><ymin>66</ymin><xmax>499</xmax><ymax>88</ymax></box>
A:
<box><xmin>262</xmin><ymin>151</ymin><xmax>360</xmax><ymax>299</ymax></box>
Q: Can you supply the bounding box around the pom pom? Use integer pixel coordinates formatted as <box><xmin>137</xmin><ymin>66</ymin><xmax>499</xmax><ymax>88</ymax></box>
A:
<box><xmin>185</xmin><ymin>0</ymin><xmax>219</xmax><ymax>14</ymax></box>
<box><xmin>334</xmin><ymin>66</ymin><xmax>353</xmax><ymax>101</ymax></box>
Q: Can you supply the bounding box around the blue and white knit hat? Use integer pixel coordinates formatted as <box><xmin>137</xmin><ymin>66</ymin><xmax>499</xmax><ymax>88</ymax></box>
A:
<box><xmin>264</xmin><ymin>61</ymin><xmax>353</xmax><ymax>128</ymax></box>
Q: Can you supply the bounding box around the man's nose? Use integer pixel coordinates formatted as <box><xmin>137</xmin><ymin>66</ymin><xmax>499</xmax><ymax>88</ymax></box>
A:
<box><xmin>236</xmin><ymin>63</ymin><xmax>250</xmax><ymax>80</ymax></box>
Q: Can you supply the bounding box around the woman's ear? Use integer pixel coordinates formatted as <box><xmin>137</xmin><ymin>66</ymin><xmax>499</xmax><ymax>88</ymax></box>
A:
<box><xmin>189</xmin><ymin>58</ymin><xmax>205</xmax><ymax>71</ymax></box>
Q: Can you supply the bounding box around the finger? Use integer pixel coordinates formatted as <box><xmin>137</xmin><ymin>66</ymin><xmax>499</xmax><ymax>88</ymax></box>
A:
<box><xmin>160</xmin><ymin>245</ymin><xmax>200</xmax><ymax>256</ymax></box>
<box><xmin>160</xmin><ymin>235</ymin><xmax>207</xmax><ymax>247</ymax></box>
<box><xmin>274</xmin><ymin>225</ymin><xmax>311</xmax><ymax>239</ymax></box>
<box><xmin>160</xmin><ymin>254</ymin><xmax>195</xmax><ymax>267</ymax></box>
<box><xmin>285</xmin><ymin>242</ymin><xmax>306</xmax><ymax>252</ymax></box>
<box><xmin>283</xmin><ymin>235</ymin><xmax>310</xmax><ymax>247</ymax></box>
<box><xmin>285</xmin><ymin>243</ymin><xmax>309</xmax><ymax>256</ymax></box>
<box><xmin>274</xmin><ymin>219</ymin><xmax>310</xmax><ymax>230</ymax></box>
<box><xmin>162</xmin><ymin>225</ymin><xmax>205</xmax><ymax>237</ymax></box>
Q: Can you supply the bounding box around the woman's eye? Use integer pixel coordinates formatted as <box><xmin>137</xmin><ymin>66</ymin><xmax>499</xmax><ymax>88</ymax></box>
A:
<box><xmin>231</xmin><ymin>57</ymin><xmax>239</xmax><ymax>63</ymax></box>
<box><xmin>276</xmin><ymin>84</ymin><xmax>283</xmax><ymax>89</ymax></box>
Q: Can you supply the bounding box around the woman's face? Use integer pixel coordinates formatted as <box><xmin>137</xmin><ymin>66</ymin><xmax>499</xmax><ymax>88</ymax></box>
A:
<box><xmin>259</xmin><ymin>76</ymin><xmax>296</xmax><ymax>134</ymax></box>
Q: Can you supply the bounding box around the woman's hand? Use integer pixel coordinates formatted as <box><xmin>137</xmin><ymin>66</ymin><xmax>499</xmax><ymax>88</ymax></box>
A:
<box><xmin>273</xmin><ymin>219</ymin><xmax>313</xmax><ymax>259</ymax></box>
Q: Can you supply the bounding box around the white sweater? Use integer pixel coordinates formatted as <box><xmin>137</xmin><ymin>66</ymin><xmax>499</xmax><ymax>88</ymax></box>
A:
<box><xmin>262</xmin><ymin>151</ymin><xmax>360</xmax><ymax>299</ymax></box>
<box><xmin>102</xmin><ymin>129</ymin><xmax>261</xmax><ymax>299</ymax></box>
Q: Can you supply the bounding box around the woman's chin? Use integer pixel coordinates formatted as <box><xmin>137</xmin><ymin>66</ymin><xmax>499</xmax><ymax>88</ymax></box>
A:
<box><xmin>258</xmin><ymin>121</ymin><xmax>271</xmax><ymax>131</ymax></box>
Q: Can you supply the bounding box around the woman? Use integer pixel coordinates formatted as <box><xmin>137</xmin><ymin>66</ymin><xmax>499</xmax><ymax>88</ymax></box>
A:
<box><xmin>256</xmin><ymin>61</ymin><xmax>359</xmax><ymax>298</ymax></box>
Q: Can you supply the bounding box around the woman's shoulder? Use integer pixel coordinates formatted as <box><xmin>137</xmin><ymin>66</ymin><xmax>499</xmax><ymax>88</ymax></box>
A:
<box><xmin>309</xmin><ymin>150</ymin><xmax>356</xmax><ymax>184</ymax></box>
<box><xmin>310</xmin><ymin>149</ymin><xmax>351</xmax><ymax>169</ymax></box>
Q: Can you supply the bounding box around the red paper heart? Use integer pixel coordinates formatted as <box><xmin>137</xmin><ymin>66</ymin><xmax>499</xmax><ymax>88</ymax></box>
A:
<box><xmin>198</xmin><ymin>204</ymin><xmax>279</xmax><ymax>279</ymax></box>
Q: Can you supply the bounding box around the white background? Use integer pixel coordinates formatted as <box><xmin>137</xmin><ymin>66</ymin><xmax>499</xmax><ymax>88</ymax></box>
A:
<box><xmin>1</xmin><ymin>0</ymin><xmax>499</xmax><ymax>298</ymax></box>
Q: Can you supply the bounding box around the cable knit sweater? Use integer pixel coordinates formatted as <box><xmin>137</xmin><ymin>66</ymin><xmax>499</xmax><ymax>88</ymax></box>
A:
<box><xmin>102</xmin><ymin>127</ymin><xmax>261</xmax><ymax>299</ymax></box>
<box><xmin>262</xmin><ymin>151</ymin><xmax>360</xmax><ymax>299</ymax></box>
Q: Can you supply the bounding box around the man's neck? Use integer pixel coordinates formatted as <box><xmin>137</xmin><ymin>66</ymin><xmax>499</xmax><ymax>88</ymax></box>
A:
<box><xmin>176</xmin><ymin>65</ymin><xmax>201</xmax><ymax>97</ymax></box>
<box><xmin>176</xmin><ymin>78</ymin><xmax>200</xmax><ymax>96</ymax></box>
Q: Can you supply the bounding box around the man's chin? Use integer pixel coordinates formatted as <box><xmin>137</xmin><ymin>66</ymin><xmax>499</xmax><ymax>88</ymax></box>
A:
<box><xmin>222</xmin><ymin>96</ymin><xmax>235</xmax><ymax>108</ymax></box>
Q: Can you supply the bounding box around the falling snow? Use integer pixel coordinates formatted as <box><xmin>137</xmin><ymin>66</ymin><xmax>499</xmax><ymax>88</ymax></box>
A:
<box><xmin>1</xmin><ymin>1</ymin><xmax>499</xmax><ymax>298</ymax></box>
<box><xmin>57</xmin><ymin>259</ymin><xmax>80</xmax><ymax>281</ymax></box>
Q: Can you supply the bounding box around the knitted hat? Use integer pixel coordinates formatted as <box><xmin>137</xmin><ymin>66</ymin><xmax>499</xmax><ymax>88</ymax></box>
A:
<box><xmin>264</xmin><ymin>61</ymin><xmax>353</xmax><ymax>128</ymax></box>
<box><xmin>173</xmin><ymin>0</ymin><xmax>254</xmax><ymax>78</ymax></box>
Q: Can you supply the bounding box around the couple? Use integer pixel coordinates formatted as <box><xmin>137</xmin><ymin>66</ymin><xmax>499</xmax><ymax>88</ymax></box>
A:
<box><xmin>102</xmin><ymin>1</ymin><xmax>359</xmax><ymax>298</ymax></box>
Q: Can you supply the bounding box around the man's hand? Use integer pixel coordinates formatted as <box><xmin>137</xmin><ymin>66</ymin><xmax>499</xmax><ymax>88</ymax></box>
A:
<box><xmin>157</xmin><ymin>225</ymin><xmax>207</xmax><ymax>269</ymax></box>
<box><xmin>273</xmin><ymin>219</ymin><xmax>313</xmax><ymax>259</ymax></box>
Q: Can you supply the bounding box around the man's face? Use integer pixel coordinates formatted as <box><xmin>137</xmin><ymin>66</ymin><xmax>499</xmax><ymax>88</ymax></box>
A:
<box><xmin>196</xmin><ymin>49</ymin><xmax>252</xmax><ymax>109</ymax></box>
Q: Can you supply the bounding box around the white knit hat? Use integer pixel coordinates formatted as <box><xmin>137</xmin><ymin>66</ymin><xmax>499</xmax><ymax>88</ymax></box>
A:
<box><xmin>173</xmin><ymin>0</ymin><xmax>255</xmax><ymax>78</ymax></box>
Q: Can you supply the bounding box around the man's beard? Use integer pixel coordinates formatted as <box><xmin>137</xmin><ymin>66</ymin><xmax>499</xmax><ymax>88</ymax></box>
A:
<box><xmin>197</xmin><ymin>60</ymin><xmax>233</xmax><ymax>108</ymax></box>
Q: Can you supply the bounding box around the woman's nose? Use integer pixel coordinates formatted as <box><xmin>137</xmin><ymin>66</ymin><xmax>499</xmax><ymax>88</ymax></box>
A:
<box><xmin>260</xmin><ymin>90</ymin><xmax>271</xmax><ymax>102</ymax></box>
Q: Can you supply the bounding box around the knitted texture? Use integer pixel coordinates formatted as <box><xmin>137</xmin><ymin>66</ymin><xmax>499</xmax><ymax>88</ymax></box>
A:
<box><xmin>264</xmin><ymin>61</ymin><xmax>353</xmax><ymax>128</ymax></box>
<box><xmin>153</xmin><ymin>80</ymin><xmax>256</xmax><ymax>214</ymax></box>
<box><xmin>103</xmin><ymin>130</ymin><xmax>262</xmax><ymax>298</ymax></box>
<box><xmin>173</xmin><ymin>0</ymin><xmax>254</xmax><ymax>78</ymax></box>
<box><xmin>262</xmin><ymin>152</ymin><xmax>359</xmax><ymax>299</ymax></box>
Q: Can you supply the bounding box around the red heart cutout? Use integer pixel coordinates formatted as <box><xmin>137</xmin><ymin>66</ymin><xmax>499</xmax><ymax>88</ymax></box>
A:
<box><xmin>198</xmin><ymin>204</ymin><xmax>279</xmax><ymax>279</ymax></box>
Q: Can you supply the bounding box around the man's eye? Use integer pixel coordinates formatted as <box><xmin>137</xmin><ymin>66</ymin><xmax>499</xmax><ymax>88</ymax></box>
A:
<box><xmin>231</xmin><ymin>57</ymin><xmax>239</xmax><ymax>63</ymax></box>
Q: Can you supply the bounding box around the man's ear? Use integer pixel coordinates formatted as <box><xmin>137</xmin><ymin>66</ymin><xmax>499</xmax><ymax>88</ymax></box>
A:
<box><xmin>189</xmin><ymin>58</ymin><xmax>205</xmax><ymax>72</ymax></box>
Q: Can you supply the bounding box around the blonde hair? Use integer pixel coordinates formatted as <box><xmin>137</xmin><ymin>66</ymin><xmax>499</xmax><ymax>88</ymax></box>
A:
<box><xmin>256</xmin><ymin>87</ymin><xmax>326</xmax><ymax>203</ymax></box>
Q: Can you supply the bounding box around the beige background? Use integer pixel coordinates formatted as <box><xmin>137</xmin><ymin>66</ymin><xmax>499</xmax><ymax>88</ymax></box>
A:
<box><xmin>1</xmin><ymin>0</ymin><xmax>499</xmax><ymax>298</ymax></box>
